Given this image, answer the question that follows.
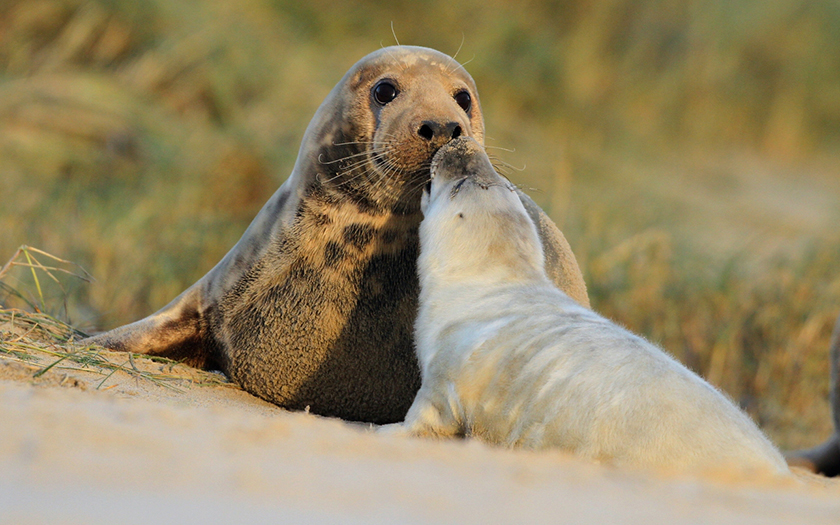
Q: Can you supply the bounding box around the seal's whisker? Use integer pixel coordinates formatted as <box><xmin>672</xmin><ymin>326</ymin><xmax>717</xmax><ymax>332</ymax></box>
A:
<box><xmin>484</xmin><ymin>145</ymin><xmax>516</xmax><ymax>153</ymax></box>
<box><xmin>333</xmin><ymin>167</ymin><xmax>376</xmax><ymax>188</ymax></box>
<box><xmin>490</xmin><ymin>168</ymin><xmax>516</xmax><ymax>187</ymax></box>
<box><xmin>380</xmin><ymin>40</ymin><xmax>401</xmax><ymax>64</ymax></box>
<box><xmin>332</xmin><ymin>157</ymin><xmax>389</xmax><ymax>186</ymax></box>
<box><xmin>343</xmin><ymin>169</ymin><xmax>377</xmax><ymax>189</ymax></box>
<box><xmin>405</xmin><ymin>175</ymin><xmax>432</xmax><ymax>200</ymax></box>
<box><xmin>399</xmin><ymin>168</ymin><xmax>431</xmax><ymax>198</ymax></box>
<box><xmin>452</xmin><ymin>33</ymin><xmax>466</xmax><ymax>62</ymax></box>
<box><xmin>370</xmin><ymin>159</ymin><xmax>412</xmax><ymax>200</ymax></box>
<box><xmin>380</xmin><ymin>159</ymin><xmax>431</xmax><ymax>201</ymax></box>
<box><xmin>489</xmin><ymin>165</ymin><xmax>519</xmax><ymax>188</ymax></box>
<box><xmin>321</xmin><ymin>153</ymin><xmax>388</xmax><ymax>185</ymax></box>
<box><xmin>488</xmin><ymin>156</ymin><xmax>526</xmax><ymax>172</ymax></box>
<box><xmin>319</xmin><ymin>152</ymin><xmax>369</xmax><ymax>165</ymax></box>
<box><xmin>490</xmin><ymin>161</ymin><xmax>511</xmax><ymax>175</ymax></box>
<box><xmin>334</xmin><ymin>150</ymin><xmax>395</xmax><ymax>187</ymax></box>
<box><xmin>482</xmin><ymin>158</ymin><xmax>518</xmax><ymax>187</ymax></box>
<box><xmin>448</xmin><ymin>54</ymin><xmax>476</xmax><ymax>76</ymax></box>
<box><xmin>390</xmin><ymin>21</ymin><xmax>401</xmax><ymax>47</ymax></box>
<box><xmin>515</xmin><ymin>184</ymin><xmax>543</xmax><ymax>193</ymax></box>
<box><xmin>372</xmin><ymin>157</ymin><xmax>401</xmax><ymax>188</ymax></box>
<box><xmin>319</xmin><ymin>148</ymin><xmax>384</xmax><ymax>165</ymax></box>
<box><xmin>331</xmin><ymin>140</ymin><xmax>392</xmax><ymax>147</ymax></box>
<box><xmin>328</xmin><ymin>146</ymin><xmax>392</xmax><ymax>170</ymax></box>
<box><xmin>363</xmin><ymin>168</ymin><xmax>391</xmax><ymax>198</ymax></box>
<box><xmin>338</xmin><ymin>150</ymin><xmax>389</xmax><ymax>172</ymax></box>
<box><xmin>445</xmin><ymin>34</ymin><xmax>466</xmax><ymax>74</ymax></box>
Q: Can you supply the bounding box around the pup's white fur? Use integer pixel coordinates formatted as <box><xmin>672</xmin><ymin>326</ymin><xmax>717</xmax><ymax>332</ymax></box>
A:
<box><xmin>395</xmin><ymin>137</ymin><xmax>788</xmax><ymax>475</ymax></box>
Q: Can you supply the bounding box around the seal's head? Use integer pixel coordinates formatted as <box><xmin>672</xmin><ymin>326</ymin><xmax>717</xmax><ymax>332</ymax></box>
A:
<box><xmin>301</xmin><ymin>46</ymin><xmax>485</xmax><ymax>215</ymax></box>
<box><xmin>419</xmin><ymin>136</ymin><xmax>546</xmax><ymax>286</ymax></box>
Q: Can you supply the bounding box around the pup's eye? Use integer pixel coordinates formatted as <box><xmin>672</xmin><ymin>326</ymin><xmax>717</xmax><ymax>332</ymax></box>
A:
<box><xmin>454</xmin><ymin>91</ymin><xmax>471</xmax><ymax>112</ymax></box>
<box><xmin>373</xmin><ymin>81</ymin><xmax>398</xmax><ymax>105</ymax></box>
<box><xmin>424</xmin><ymin>179</ymin><xmax>432</xmax><ymax>194</ymax></box>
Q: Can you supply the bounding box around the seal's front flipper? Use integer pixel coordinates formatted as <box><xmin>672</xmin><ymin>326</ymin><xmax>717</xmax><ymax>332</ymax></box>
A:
<box><xmin>82</xmin><ymin>286</ymin><xmax>211</xmax><ymax>369</ymax></box>
<box><xmin>375</xmin><ymin>423</ymin><xmax>414</xmax><ymax>438</ymax></box>
<box><xmin>398</xmin><ymin>392</ymin><xmax>464</xmax><ymax>439</ymax></box>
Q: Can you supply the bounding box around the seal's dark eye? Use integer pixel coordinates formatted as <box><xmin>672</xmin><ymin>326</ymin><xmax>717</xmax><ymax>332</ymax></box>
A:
<box><xmin>373</xmin><ymin>81</ymin><xmax>398</xmax><ymax>105</ymax></box>
<box><xmin>454</xmin><ymin>91</ymin><xmax>471</xmax><ymax>112</ymax></box>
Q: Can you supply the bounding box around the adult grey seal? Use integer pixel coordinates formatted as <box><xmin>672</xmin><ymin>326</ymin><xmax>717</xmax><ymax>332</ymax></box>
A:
<box><xmin>391</xmin><ymin>136</ymin><xmax>788</xmax><ymax>475</ymax></box>
<box><xmin>786</xmin><ymin>314</ymin><xmax>840</xmax><ymax>476</ymax></box>
<box><xmin>83</xmin><ymin>46</ymin><xmax>590</xmax><ymax>424</ymax></box>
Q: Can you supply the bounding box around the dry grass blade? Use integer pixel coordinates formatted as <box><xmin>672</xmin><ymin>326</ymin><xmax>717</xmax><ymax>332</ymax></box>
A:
<box><xmin>0</xmin><ymin>245</ymin><xmax>94</xmax><ymax>314</ymax></box>
<box><xmin>0</xmin><ymin>245</ymin><xmax>94</xmax><ymax>283</ymax></box>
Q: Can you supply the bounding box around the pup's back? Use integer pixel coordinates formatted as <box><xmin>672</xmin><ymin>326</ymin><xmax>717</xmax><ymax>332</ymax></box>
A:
<box><xmin>423</xmin><ymin>282</ymin><xmax>788</xmax><ymax>475</ymax></box>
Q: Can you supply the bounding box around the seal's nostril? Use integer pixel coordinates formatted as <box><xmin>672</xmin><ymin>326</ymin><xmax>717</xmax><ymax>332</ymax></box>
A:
<box><xmin>419</xmin><ymin>121</ymin><xmax>462</xmax><ymax>142</ymax></box>
<box><xmin>418</xmin><ymin>124</ymin><xmax>434</xmax><ymax>141</ymax></box>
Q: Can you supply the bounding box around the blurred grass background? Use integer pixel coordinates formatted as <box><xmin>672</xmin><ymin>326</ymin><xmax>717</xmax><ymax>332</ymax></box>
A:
<box><xmin>1</xmin><ymin>0</ymin><xmax>838</xmax><ymax>448</ymax></box>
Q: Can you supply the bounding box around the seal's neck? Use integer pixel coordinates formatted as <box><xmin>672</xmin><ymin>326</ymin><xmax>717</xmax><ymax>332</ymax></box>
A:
<box><xmin>417</xmin><ymin>207</ymin><xmax>547</xmax><ymax>289</ymax></box>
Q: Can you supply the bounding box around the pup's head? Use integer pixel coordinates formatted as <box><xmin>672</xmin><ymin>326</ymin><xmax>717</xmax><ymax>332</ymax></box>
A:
<box><xmin>419</xmin><ymin>137</ymin><xmax>545</xmax><ymax>286</ymax></box>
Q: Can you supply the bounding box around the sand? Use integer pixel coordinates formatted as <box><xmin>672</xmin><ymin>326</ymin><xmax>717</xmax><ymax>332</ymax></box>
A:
<box><xmin>1</xmin><ymin>344</ymin><xmax>839</xmax><ymax>525</ymax></box>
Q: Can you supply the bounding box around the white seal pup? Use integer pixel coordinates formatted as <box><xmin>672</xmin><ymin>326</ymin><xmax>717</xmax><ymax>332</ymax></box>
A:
<box><xmin>396</xmin><ymin>136</ymin><xmax>788</xmax><ymax>475</ymax></box>
<box><xmin>82</xmin><ymin>46</ymin><xmax>589</xmax><ymax>424</ymax></box>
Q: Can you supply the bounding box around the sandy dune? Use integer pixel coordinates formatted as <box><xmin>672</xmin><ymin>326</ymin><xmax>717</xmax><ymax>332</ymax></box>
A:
<box><xmin>1</xmin><ymin>348</ymin><xmax>839</xmax><ymax>525</ymax></box>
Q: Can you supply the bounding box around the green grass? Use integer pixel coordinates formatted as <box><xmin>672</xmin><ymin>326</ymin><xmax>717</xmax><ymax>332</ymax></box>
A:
<box><xmin>1</xmin><ymin>0</ymin><xmax>838</xmax><ymax>448</ymax></box>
